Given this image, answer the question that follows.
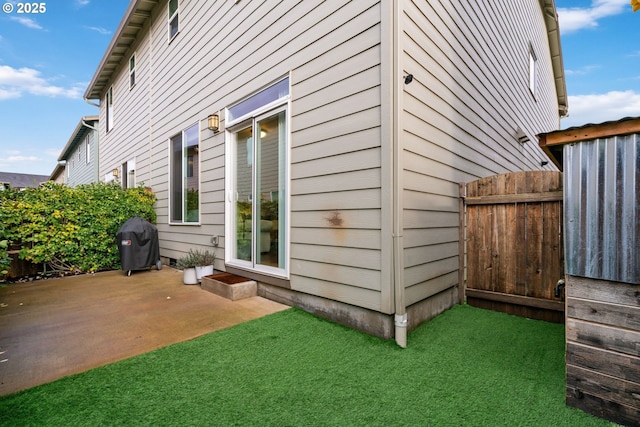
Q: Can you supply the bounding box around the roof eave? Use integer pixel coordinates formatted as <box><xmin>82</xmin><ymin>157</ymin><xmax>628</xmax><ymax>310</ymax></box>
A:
<box><xmin>83</xmin><ymin>0</ymin><xmax>158</xmax><ymax>101</ymax></box>
<box><xmin>540</xmin><ymin>0</ymin><xmax>568</xmax><ymax>118</ymax></box>
<box><xmin>58</xmin><ymin>116</ymin><xmax>99</xmax><ymax>161</ymax></box>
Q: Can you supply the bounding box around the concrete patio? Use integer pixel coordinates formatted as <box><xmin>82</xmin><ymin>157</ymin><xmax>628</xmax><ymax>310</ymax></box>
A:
<box><xmin>0</xmin><ymin>267</ymin><xmax>289</xmax><ymax>396</ymax></box>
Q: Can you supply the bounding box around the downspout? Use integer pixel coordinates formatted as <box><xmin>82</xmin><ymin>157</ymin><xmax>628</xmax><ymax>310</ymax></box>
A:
<box><xmin>392</xmin><ymin>0</ymin><xmax>407</xmax><ymax>348</ymax></box>
<box><xmin>148</xmin><ymin>17</ymin><xmax>154</xmax><ymax>190</ymax></box>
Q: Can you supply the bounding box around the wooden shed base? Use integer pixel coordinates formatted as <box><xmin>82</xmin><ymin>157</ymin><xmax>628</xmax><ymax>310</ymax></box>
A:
<box><xmin>565</xmin><ymin>275</ymin><xmax>640</xmax><ymax>426</ymax></box>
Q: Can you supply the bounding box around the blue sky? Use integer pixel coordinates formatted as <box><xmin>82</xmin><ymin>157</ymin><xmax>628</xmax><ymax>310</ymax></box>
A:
<box><xmin>0</xmin><ymin>0</ymin><xmax>129</xmax><ymax>176</ymax></box>
<box><xmin>0</xmin><ymin>0</ymin><xmax>638</xmax><ymax>176</ymax></box>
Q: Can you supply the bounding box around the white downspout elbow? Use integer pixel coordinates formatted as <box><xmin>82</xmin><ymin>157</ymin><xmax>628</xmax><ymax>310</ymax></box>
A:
<box><xmin>395</xmin><ymin>313</ymin><xmax>407</xmax><ymax>348</ymax></box>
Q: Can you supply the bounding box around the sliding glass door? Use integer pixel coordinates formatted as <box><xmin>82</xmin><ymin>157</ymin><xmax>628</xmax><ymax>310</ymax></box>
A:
<box><xmin>228</xmin><ymin>108</ymin><xmax>287</xmax><ymax>276</ymax></box>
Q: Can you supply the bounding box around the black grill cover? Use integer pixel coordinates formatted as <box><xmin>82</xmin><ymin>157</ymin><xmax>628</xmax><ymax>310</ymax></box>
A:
<box><xmin>116</xmin><ymin>217</ymin><xmax>160</xmax><ymax>272</ymax></box>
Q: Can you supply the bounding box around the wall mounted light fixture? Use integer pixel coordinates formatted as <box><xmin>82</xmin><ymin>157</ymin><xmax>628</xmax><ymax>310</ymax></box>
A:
<box><xmin>207</xmin><ymin>114</ymin><xmax>220</xmax><ymax>132</ymax></box>
<box><xmin>515</xmin><ymin>127</ymin><xmax>530</xmax><ymax>144</ymax></box>
<box><xmin>112</xmin><ymin>168</ymin><xmax>119</xmax><ymax>177</ymax></box>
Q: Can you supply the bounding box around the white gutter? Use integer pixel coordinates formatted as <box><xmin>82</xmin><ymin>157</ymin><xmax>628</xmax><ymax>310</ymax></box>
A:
<box><xmin>84</xmin><ymin>97</ymin><xmax>100</xmax><ymax>108</ymax></box>
<box><xmin>540</xmin><ymin>0</ymin><xmax>568</xmax><ymax>118</ymax></box>
<box><xmin>392</xmin><ymin>0</ymin><xmax>407</xmax><ymax>348</ymax></box>
<box><xmin>57</xmin><ymin>115</ymin><xmax>98</xmax><ymax>162</ymax></box>
<box><xmin>82</xmin><ymin>120</ymin><xmax>98</xmax><ymax>131</ymax></box>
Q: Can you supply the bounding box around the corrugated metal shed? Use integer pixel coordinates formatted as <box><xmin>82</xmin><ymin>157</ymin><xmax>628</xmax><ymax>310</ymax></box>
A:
<box><xmin>538</xmin><ymin>117</ymin><xmax>640</xmax><ymax>285</ymax></box>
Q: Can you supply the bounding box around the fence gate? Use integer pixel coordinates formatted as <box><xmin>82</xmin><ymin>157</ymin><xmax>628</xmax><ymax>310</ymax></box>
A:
<box><xmin>462</xmin><ymin>171</ymin><xmax>565</xmax><ymax>323</ymax></box>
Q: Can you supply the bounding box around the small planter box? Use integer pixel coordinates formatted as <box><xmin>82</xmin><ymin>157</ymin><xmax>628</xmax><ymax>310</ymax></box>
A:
<box><xmin>201</xmin><ymin>272</ymin><xmax>256</xmax><ymax>301</ymax></box>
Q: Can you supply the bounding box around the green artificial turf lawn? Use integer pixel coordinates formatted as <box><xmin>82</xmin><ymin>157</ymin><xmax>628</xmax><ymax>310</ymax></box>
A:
<box><xmin>0</xmin><ymin>305</ymin><xmax>613</xmax><ymax>426</ymax></box>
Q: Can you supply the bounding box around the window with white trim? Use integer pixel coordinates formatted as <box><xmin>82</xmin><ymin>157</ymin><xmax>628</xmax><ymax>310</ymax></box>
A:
<box><xmin>529</xmin><ymin>44</ymin><xmax>537</xmax><ymax>98</ymax></box>
<box><xmin>106</xmin><ymin>86</ymin><xmax>113</xmax><ymax>132</ymax></box>
<box><xmin>225</xmin><ymin>77</ymin><xmax>290</xmax><ymax>277</ymax></box>
<box><xmin>86</xmin><ymin>132</ymin><xmax>92</xmax><ymax>164</ymax></box>
<box><xmin>170</xmin><ymin>123</ymin><xmax>199</xmax><ymax>223</ymax></box>
<box><xmin>129</xmin><ymin>54</ymin><xmax>136</xmax><ymax>89</ymax></box>
<box><xmin>121</xmin><ymin>159</ymin><xmax>135</xmax><ymax>189</ymax></box>
<box><xmin>168</xmin><ymin>0</ymin><xmax>179</xmax><ymax>41</ymax></box>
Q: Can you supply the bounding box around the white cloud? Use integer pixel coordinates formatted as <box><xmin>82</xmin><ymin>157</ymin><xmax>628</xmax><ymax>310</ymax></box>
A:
<box><xmin>0</xmin><ymin>88</ymin><xmax>21</xmax><ymax>100</ymax></box>
<box><xmin>0</xmin><ymin>154</ymin><xmax>53</xmax><ymax>175</ymax></box>
<box><xmin>0</xmin><ymin>154</ymin><xmax>40</xmax><ymax>163</ymax></box>
<box><xmin>0</xmin><ymin>65</ymin><xmax>83</xmax><ymax>99</ymax></box>
<box><xmin>9</xmin><ymin>16</ymin><xmax>44</xmax><ymax>30</ymax></box>
<box><xmin>84</xmin><ymin>26</ymin><xmax>111</xmax><ymax>35</ymax></box>
<box><xmin>0</xmin><ymin>147</ymin><xmax>59</xmax><ymax>175</ymax></box>
<box><xmin>564</xmin><ymin>64</ymin><xmax>601</xmax><ymax>76</ymax></box>
<box><xmin>562</xmin><ymin>90</ymin><xmax>640</xmax><ymax>128</ymax></box>
<box><xmin>76</xmin><ymin>0</ymin><xmax>90</xmax><ymax>6</ymax></box>
<box><xmin>557</xmin><ymin>0</ymin><xmax>629</xmax><ymax>34</ymax></box>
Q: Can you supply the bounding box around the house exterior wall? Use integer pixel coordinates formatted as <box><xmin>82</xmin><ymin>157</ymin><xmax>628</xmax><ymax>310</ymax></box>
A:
<box><xmin>89</xmin><ymin>0</ymin><xmax>564</xmax><ymax>337</ymax></box>
<box><xmin>399</xmin><ymin>0</ymin><xmax>562</xmax><ymax>308</ymax></box>
<box><xmin>98</xmin><ymin>24</ymin><xmax>152</xmax><ymax>189</ymax></box>
<box><xmin>288</xmin><ymin>2</ymin><xmax>388</xmax><ymax>311</ymax></box>
<box><xmin>50</xmin><ymin>169</ymin><xmax>65</xmax><ymax>184</ymax></box>
<box><xmin>100</xmin><ymin>0</ymin><xmax>391</xmax><ymax>311</ymax></box>
<box><xmin>65</xmin><ymin>126</ymin><xmax>99</xmax><ymax>187</ymax></box>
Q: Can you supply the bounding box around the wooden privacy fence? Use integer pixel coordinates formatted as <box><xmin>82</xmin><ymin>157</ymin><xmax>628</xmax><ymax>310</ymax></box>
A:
<box><xmin>462</xmin><ymin>171</ymin><xmax>565</xmax><ymax>323</ymax></box>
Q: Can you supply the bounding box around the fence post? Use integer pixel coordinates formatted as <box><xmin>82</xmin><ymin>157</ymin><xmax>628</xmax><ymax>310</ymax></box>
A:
<box><xmin>458</xmin><ymin>182</ymin><xmax>466</xmax><ymax>305</ymax></box>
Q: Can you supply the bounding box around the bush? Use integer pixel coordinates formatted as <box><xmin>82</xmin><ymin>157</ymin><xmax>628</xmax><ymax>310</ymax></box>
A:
<box><xmin>0</xmin><ymin>182</ymin><xmax>156</xmax><ymax>275</ymax></box>
<box><xmin>0</xmin><ymin>239</ymin><xmax>10</xmax><ymax>278</ymax></box>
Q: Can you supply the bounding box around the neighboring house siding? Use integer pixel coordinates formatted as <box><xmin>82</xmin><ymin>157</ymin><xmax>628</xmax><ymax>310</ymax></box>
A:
<box><xmin>63</xmin><ymin>122</ymin><xmax>99</xmax><ymax>187</ymax></box>
<box><xmin>400</xmin><ymin>0</ymin><xmax>561</xmax><ymax>306</ymax></box>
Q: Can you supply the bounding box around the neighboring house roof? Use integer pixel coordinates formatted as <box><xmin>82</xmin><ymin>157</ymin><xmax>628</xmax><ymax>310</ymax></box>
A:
<box><xmin>538</xmin><ymin>116</ymin><xmax>640</xmax><ymax>169</ymax></box>
<box><xmin>84</xmin><ymin>0</ymin><xmax>157</xmax><ymax>100</ymax></box>
<box><xmin>57</xmin><ymin>115</ymin><xmax>99</xmax><ymax>161</ymax></box>
<box><xmin>84</xmin><ymin>0</ymin><xmax>569</xmax><ymax>118</ymax></box>
<box><xmin>0</xmin><ymin>172</ymin><xmax>49</xmax><ymax>189</ymax></box>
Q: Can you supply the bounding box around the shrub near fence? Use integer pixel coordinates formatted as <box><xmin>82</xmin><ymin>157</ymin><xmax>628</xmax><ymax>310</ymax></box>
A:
<box><xmin>0</xmin><ymin>182</ymin><xmax>156</xmax><ymax>278</ymax></box>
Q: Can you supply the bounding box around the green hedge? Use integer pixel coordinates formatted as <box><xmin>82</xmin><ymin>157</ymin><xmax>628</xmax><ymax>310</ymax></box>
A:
<box><xmin>0</xmin><ymin>182</ymin><xmax>157</xmax><ymax>276</ymax></box>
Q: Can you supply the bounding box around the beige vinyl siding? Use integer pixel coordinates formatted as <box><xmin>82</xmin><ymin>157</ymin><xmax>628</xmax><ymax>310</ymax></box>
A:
<box><xmin>139</xmin><ymin>0</ymin><xmax>387</xmax><ymax>299</ymax></box>
<box><xmin>289</xmin><ymin>3</ymin><xmax>384</xmax><ymax>311</ymax></box>
<box><xmin>98</xmin><ymin>31</ymin><xmax>152</xmax><ymax>187</ymax></box>
<box><xmin>92</xmin><ymin>0</ymin><xmax>562</xmax><ymax>319</ymax></box>
<box><xmin>400</xmin><ymin>0</ymin><xmax>560</xmax><ymax>305</ymax></box>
